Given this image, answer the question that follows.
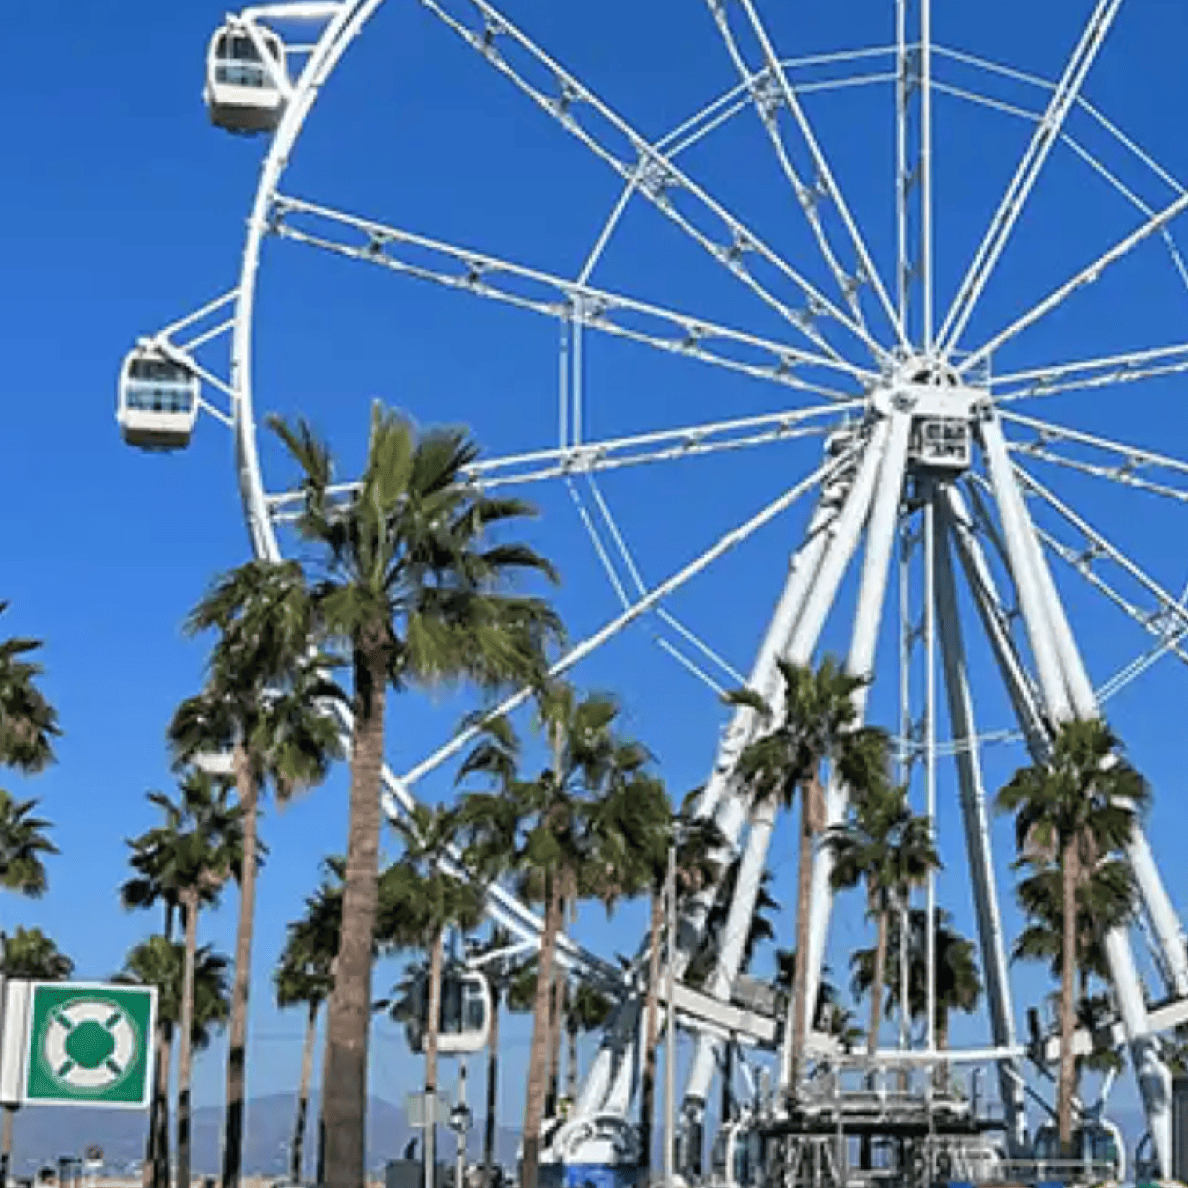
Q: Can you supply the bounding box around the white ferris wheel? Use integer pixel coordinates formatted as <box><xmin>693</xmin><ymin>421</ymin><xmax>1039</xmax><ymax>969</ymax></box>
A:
<box><xmin>121</xmin><ymin>0</ymin><xmax>1188</xmax><ymax>1180</ymax></box>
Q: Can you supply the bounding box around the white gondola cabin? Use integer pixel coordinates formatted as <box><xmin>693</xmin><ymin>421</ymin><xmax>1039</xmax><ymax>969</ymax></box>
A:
<box><xmin>403</xmin><ymin>969</ymin><xmax>492</xmax><ymax>1056</ymax></box>
<box><xmin>1033</xmin><ymin>1119</ymin><xmax>1125</xmax><ymax>1181</ymax></box>
<box><xmin>118</xmin><ymin>349</ymin><xmax>199</xmax><ymax>450</ymax></box>
<box><xmin>204</xmin><ymin>22</ymin><xmax>288</xmax><ymax>134</ymax></box>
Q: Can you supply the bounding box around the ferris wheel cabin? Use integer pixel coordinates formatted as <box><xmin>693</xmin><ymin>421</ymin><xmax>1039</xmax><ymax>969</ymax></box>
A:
<box><xmin>117</xmin><ymin>349</ymin><xmax>199</xmax><ymax>450</ymax></box>
<box><xmin>402</xmin><ymin>969</ymin><xmax>492</xmax><ymax>1056</ymax></box>
<box><xmin>204</xmin><ymin>22</ymin><xmax>288</xmax><ymax>134</ymax></box>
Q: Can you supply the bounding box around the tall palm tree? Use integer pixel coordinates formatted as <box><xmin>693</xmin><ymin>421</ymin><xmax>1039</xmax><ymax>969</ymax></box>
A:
<box><xmin>122</xmin><ymin>786</ymin><xmax>230</xmax><ymax>1188</ymax></box>
<box><xmin>996</xmin><ymin>717</ymin><xmax>1148</xmax><ymax>1154</ymax></box>
<box><xmin>269</xmin><ymin>403</ymin><xmax>560</xmax><ymax>1188</ymax></box>
<box><xmin>275</xmin><ymin>934</ymin><xmax>334</xmax><ymax>1185</ymax></box>
<box><xmin>155</xmin><ymin>773</ymin><xmax>242</xmax><ymax>1188</ymax></box>
<box><xmin>827</xmin><ymin>782</ymin><xmax>938</xmax><ymax>1059</ymax></box>
<box><xmin>457</xmin><ymin>686</ymin><xmax>661</xmax><ymax>1188</ymax></box>
<box><xmin>729</xmin><ymin>657</ymin><xmax>890</xmax><ymax>1094</ymax></box>
<box><xmin>382</xmin><ymin>805</ymin><xmax>485</xmax><ymax>1188</ymax></box>
<box><xmin>0</xmin><ymin>603</ymin><xmax>60</xmax><ymax>773</ymax></box>
<box><xmin>626</xmin><ymin>799</ymin><xmax>720</xmax><ymax>1178</ymax></box>
<box><xmin>0</xmin><ymin>930</ymin><xmax>71</xmax><ymax>1184</ymax></box>
<box><xmin>118</xmin><ymin>938</ymin><xmax>231</xmax><ymax>1188</ymax></box>
<box><xmin>173</xmin><ymin>558</ymin><xmax>343</xmax><ymax>1188</ymax></box>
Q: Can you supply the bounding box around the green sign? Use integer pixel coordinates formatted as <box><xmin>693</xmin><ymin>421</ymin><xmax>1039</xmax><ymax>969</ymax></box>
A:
<box><xmin>23</xmin><ymin>983</ymin><xmax>155</xmax><ymax>1108</ymax></box>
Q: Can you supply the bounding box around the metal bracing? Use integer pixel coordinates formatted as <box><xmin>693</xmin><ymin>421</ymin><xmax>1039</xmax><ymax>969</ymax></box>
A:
<box><xmin>959</xmin><ymin>185</ymin><xmax>1188</xmax><ymax>377</ymax></box>
<box><xmin>936</xmin><ymin>0</ymin><xmax>1123</xmax><ymax>355</ymax></box>
<box><xmin>269</xmin><ymin>194</ymin><xmax>869</xmax><ymax>397</ymax></box>
<box><xmin>418</xmin><ymin>0</ymin><xmax>891</xmax><ymax>365</ymax></box>
<box><xmin>703</xmin><ymin>0</ymin><xmax>905</xmax><ymax>347</ymax></box>
<box><xmin>993</xmin><ymin>343</ymin><xmax>1188</xmax><ymax>404</ymax></box>
<box><xmin>798</xmin><ymin>411</ymin><xmax>913</xmax><ymax>1079</ymax></box>
<box><xmin>933</xmin><ymin>500</ymin><xmax>1027</xmax><ymax>1150</ymax></box>
<box><xmin>683</xmin><ymin>417</ymin><xmax>891</xmax><ymax>1114</ymax></box>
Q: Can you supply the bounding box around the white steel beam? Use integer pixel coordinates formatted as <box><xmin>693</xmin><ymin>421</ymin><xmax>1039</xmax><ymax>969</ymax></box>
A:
<box><xmin>418</xmin><ymin>0</ymin><xmax>890</xmax><ymax>364</ymax></box>
<box><xmin>270</xmin><ymin>194</ymin><xmax>870</xmax><ymax>396</ymax></box>
<box><xmin>934</xmin><ymin>500</ymin><xmax>1027</xmax><ymax>1149</ymax></box>
<box><xmin>799</xmin><ymin>410</ymin><xmax>914</xmax><ymax>1080</ymax></box>
<box><xmin>994</xmin><ymin>344</ymin><xmax>1188</xmax><ymax>404</ymax></box>
<box><xmin>684</xmin><ymin>418</ymin><xmax>891</xmax><ymax>1112</ymax></box>
<box><xmin>937</xmin><ymin>0</ymin><xmax>1124</xmax><ymax>354</ymax></box>
<box><xmin>960</xmin><ymin>188</ymin><xmax>1188</xmax><ymax>377</ymax></box>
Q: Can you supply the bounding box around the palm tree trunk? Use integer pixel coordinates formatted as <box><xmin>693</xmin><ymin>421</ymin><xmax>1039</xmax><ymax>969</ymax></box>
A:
<box><xmin>787</xmin><ymin>775</ymin><xmax>820</xmax><ymax>1095</ymax></box>
<box><xmin>1058</xmin><ymin>837</ymin><xmax>1079</xmax><ymax>1156</ymax></box>
<box><xmin>221</xmin><ymin>749</ymin><xmax>259</xmax><ymax>1188</ymax></box>
<box><xmin>291</xmin><ymin>998</ymin><xmax>320</xmax><ymax>1183</ymax></box>
<box><xmin>424</xmin><ymin>930</ymin><xmax>445</xmax><ymax>1188</ymax></box>
<box><xmin>566</xmin><ymin>1018</ymin><xmax>578</xmax><ymax>1104</ymax></box>
<box><xmin>316</xmin><ymin>983</ymin><xmax>334</xmax><ymax>1188</ymax></box>
<box><xmin>545</xmin><ymin>972</ymin><xmax>564</xmax><ymax>1120</ymax></box>
<box><xmin>144</xmin><ymin>904</ymin><xmax>177</xmax><ymax>1188</ymax></box>
<box><xmin>148</xmin><ymin>1020</ymin><xmax>174</xmax><ymax>1188</ymax></box>
<box><xmin>868</xmin><ymin>908</ymin><xmax>888</xmax><ymax>1059</ymax></box>
<box><xmin>639</xmin><ymin>888</ymin><xmax>663</xmax><ymax>1174</ymax></box>
<box><xmin>323</xmin><ymin>636</ymin><xmax>388</xmax><ymax>1188</ymax></box>
<box><xmin>482</xmin><ymin>988</ymin><xmax>501</xmax><ymax>1188</ymax></box>
<box><xmin>521</xmin><ymin>869</ymin><xmax>561</xmax><ymax>1188</ymax></box>
<box><xmin>176</xmin><ymin>893</ymin><xmax>199</xmax><ymax>1188</ymax></box>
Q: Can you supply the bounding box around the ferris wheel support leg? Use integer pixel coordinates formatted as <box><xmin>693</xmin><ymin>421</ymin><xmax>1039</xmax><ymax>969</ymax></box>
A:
<box><xmin>799</xmin><ymin>409</ymin><xmax>913</xmax><ymax>1082</ymax></box>
<box><xmin>934</xmin><ymin>499</ymin><xmax>1027</xmax><ymax>1153</ymax></box>
<box><xmin>985</xmin><ymin>420</ymin><xmax>1175</xmax><ymax>1172</ymax></box>
<box><xmin>944</xmin><ymin>487</ymin><xmax>1049</xmax><ymax>762</ymax></box>
<box><xmin>1014</xmin><ymin>483</ymin><xmax>1188</xmax><ymax>1000</ymax></box>
<box><xmin>681</xmin><ymin>418</ymin><xmax>891</xmax><ymax>1125</ymax></box>
<box><xmin>979</xmin><ymin>415</ymin><xmax>1073</xmax><ymax>722</ymax></box>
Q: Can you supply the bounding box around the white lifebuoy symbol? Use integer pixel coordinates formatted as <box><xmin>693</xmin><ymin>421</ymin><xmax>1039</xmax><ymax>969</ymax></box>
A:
<box><xmin>41</xmin><ymin>999</ymin><xmax>138</xmax><ymax>1093</ymax></box>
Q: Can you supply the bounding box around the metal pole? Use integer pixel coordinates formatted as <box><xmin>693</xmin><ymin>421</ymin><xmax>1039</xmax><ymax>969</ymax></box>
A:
<box><xmin>665</xmin><ymin>840</ymin><xmax>677</xmax><ymax>1188</ymax></box>
<box><xmin>924</xmin><ymin>490</ymin><xmax>937</xmax><ymax>1058</ymax></box>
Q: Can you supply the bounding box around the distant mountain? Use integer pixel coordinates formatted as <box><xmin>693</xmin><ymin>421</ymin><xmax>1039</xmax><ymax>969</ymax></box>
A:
<box><xmin>5</xmin><ymin>1094</ymin><xmax>521</xmax><ymax>1178</ymax></box>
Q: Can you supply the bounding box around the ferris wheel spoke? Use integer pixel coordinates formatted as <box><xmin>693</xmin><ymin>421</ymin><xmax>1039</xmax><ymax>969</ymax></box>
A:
<box><xmin>959</xmin><ymin>188</ymin><xmax>1188</xmax><ymax>377</ymax></box>
<box><xmin>1003</xmin><ymin>410</ymin><xmax>1188</xmax><ymax>506</ymax></box>
<box><xmin>991</xmin><ymin>343</ymin><xmax>1188</xmax><ymax>403</ymax></box>
<box><xmin>937</xmin><ymin>0</ymin><xmax>1125</xmax><ymax>356</ymax></box>
<box><xmin>416</xmin><ymin>0</ymin><xmax>890</xmax><ymax>366</ymax></box>
<box><xmin>1008</xmin><ymin>461</ymin><xmax>1188</xmax><ymax>641</ymax></box>
<box><xmin>1031</xmin><ymin>522</ymin><xmax>1188</xmax><ymax>674</ymax></box>
<box><xmin>269</xmin><ymin>193</ymin><xmax>872</xmax><ymax>398</ymax></box>
<box><xmin>264</xmin><ymin>400</ymin><xmax>859</xmax><ymax>522</ymax></box>
<box><xmin>701</xmin><ymin>0</ymin><xmax>904</xmax><ymax>345</ymax></box>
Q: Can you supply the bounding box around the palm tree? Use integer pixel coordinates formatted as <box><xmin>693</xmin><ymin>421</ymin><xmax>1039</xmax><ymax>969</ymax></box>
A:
<box><xmin>457</xmin><ymin>686</ymin><xmax>661</xmax><ymax>1188</ymax></box>
<box><xmin>728</xmin><ymin>657</ymin><xmax>890</xmax><ymax>1094</ymax></box>
<box><xmin>626</xmin><ymin>799</ymin><xmax>720</xmax><ymax>1178</ymax></box>
<box><xmin>996</xmin><ymin>717</ymin><xmax>1148</xmax><ymax>1154</ymax></box>
<box><xmin>156</xmin><ymin>773</ymin><xmax>242</xmax><ymax>1188</ymax></box>
<box><xmin>275</xmin><ymin>935</ymin><xmax>334</xmax><ymax>1184</ymax></box>
<box><xmin>118</xmin><ymin>938</ymin><xmax>231</xmax><ymax>1188</ymax></box>
<box><xmin>852</xmin><ymin>908</ymin><xmax>981</xmax><ymax>1087</ymax></box>
<box><xmin>269</xmin><ymin>403</ymin><xmax>560</xmax><ymax>1188</ymax></box>
<box><xmin>0</xmin><ymin>929</ymin><xmax>71</xmax><ymax>1184</ymax></box>
<box><xmin>0</xmin><ymin>790</ymin><xmax>57</xmax><ymax>897</ymax></box>
<box><xmin>382</xmin><ymin>805</ymin><xmax>485</xmax><ymax>1188</ymax></box>
<box><xmin>173</xmin><ymin>558</ymin><xmax>343</xmax><ymax>1188</ymax></box>
<box><xmin>685</xmin><ymin>860</ymin><xmax>779</xmax><ymax>992</ymax></box>
<box><xmin>0</xmin><ymin>603</ymin><xmax>60</xmax><ymax>773</ymax></box>
<box><xmin>564</xmin><ymin>980</ymin><xmax>613</xmax><ymax>1105</ymax></box>
<box><xmin>827</xmin><ymin>782</ymin><xmax>938</xmax><ymax>1059</ymax></box>
<box><xmin>122</xmin><ymin>785</ymin><xmax>231</xmax><ymax>1188</ymax></box>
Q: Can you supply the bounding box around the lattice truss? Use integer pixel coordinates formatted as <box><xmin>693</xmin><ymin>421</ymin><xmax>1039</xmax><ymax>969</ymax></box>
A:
<box><xmin>129</xmin><ymin>0</ymin><xmax>1188</xmax><ymax>1174</ymax></box>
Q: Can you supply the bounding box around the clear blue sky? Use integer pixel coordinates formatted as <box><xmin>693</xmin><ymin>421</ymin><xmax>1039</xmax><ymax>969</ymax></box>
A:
<box><xmin>3</xmin><ymin>0</ymin><xmax>1188</xmax><ymax>1147</ymax></box>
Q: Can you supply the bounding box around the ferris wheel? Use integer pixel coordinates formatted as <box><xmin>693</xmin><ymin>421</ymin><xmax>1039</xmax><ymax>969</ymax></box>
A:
<box><xmin>121</xmin><ymin>0</ymin><xmax>1188</xmax><ymax>1178</ymax></box>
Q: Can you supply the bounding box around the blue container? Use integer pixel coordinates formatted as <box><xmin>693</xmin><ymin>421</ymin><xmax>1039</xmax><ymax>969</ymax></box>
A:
<box><xmin>560</xmin><ymin>1164</ymin><xmax>638</xmax><ymax>1188</ymax></box>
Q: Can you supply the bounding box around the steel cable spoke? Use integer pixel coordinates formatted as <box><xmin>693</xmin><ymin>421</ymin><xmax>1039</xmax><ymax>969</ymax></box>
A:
<box><xmin>270</xmin><ymin>193</ymin><xmax>873</xmax><ymax>397</ymax></box>
<box><xmin>937</xmin><ymin>0</ymin><xmax>1124</xmax><ymax>355</ymax></box>
<box><xmin>416</xmin><ymin>0</ymin><xmax>890</xmax><ymax>366</ymax></box>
